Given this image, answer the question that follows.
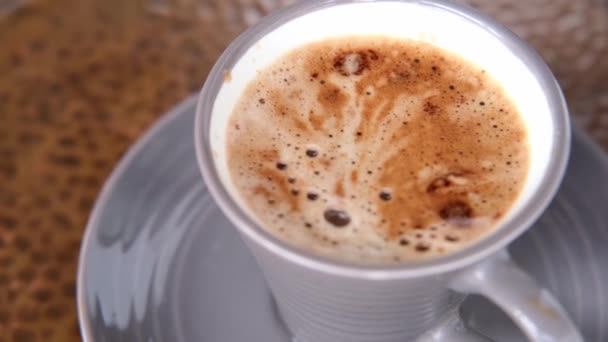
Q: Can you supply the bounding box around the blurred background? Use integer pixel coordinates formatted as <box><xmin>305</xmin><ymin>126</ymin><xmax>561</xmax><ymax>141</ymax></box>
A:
<box><xmin>0</xmin><ymin>0</ymin><xmax>606</xmax><ymax>341</ymax></box>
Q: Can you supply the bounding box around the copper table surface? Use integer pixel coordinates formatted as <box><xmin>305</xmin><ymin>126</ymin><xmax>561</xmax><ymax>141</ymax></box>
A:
<box><xmin>0</xmin><ymin>0</ymin><xmax>606</xmax><ymax>341</ymax></box>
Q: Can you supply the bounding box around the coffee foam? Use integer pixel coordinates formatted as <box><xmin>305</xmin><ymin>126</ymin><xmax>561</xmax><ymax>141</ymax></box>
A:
<box><xmin>225</xmin><ymin>37</ymin><xmax>529</xmax><ymax>264</ymax></box>
<box><xmin>209</xmin><ymin>1</ymin><xmax>555</xmax><ymax>264</ymax></box>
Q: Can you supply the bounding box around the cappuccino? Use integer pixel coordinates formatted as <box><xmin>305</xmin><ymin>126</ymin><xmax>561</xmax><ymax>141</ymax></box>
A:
<box><xmin>225</xmin><ymin>36</ymin><xmax>529</xmax><ymax>264</ymax></box>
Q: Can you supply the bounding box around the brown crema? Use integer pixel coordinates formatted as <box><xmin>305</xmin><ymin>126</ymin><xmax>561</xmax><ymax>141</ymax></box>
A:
<box><xmin>226</xmin><ymin>36</ymin><xmax>529</xmax><ymax>264</ymax></box>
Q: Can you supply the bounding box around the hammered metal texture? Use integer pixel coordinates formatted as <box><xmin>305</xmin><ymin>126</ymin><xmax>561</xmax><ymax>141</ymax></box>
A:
<box><xmin>0</xmin><ymin>0</ymin><xmax>606</xmax><ymax>341</ymax></box>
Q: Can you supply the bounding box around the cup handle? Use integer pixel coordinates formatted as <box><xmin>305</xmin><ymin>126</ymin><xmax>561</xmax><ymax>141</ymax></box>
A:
<box><xmin>414</xmin><ymin>297</ymin><xmax>493</xmax><ymax>342</ymax></box>
<box><xmin>448</xmin><ymin>249</ymin><xmax>583</xmax><ymax>342</ymax></box>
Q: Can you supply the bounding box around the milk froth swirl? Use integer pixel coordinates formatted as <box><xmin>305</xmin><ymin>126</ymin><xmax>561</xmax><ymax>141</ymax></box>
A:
<box><xmin>226</xmin><ymin>36</ymin><xmax>529</xmax><ymax>264</ymax></box>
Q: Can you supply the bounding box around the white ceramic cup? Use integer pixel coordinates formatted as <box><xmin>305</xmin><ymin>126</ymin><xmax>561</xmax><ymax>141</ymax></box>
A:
<box><xmin>195</xmin><ymin>1</ymin><xmax>583</xmax><ymax>341</ymax></box>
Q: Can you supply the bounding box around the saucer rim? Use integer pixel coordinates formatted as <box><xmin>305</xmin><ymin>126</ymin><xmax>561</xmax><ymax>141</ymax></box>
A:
<box><xmin>76</xmin><ymin>95</ymin><xmax>200</xmax><ymax>342</ymax></box>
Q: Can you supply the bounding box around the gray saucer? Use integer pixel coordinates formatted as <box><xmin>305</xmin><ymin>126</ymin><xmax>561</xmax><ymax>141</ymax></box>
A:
<box><xmin>77</xmin><ymin>95</ymin><xmax>608</xmax><ymax>342</ymax></box>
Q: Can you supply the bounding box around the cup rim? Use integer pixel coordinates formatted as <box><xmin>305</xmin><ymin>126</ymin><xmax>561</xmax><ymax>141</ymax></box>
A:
<box><xmin>194</xmin><ymin>0</ymin><xmax>570</xmax><ymax>279</ymax></box>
